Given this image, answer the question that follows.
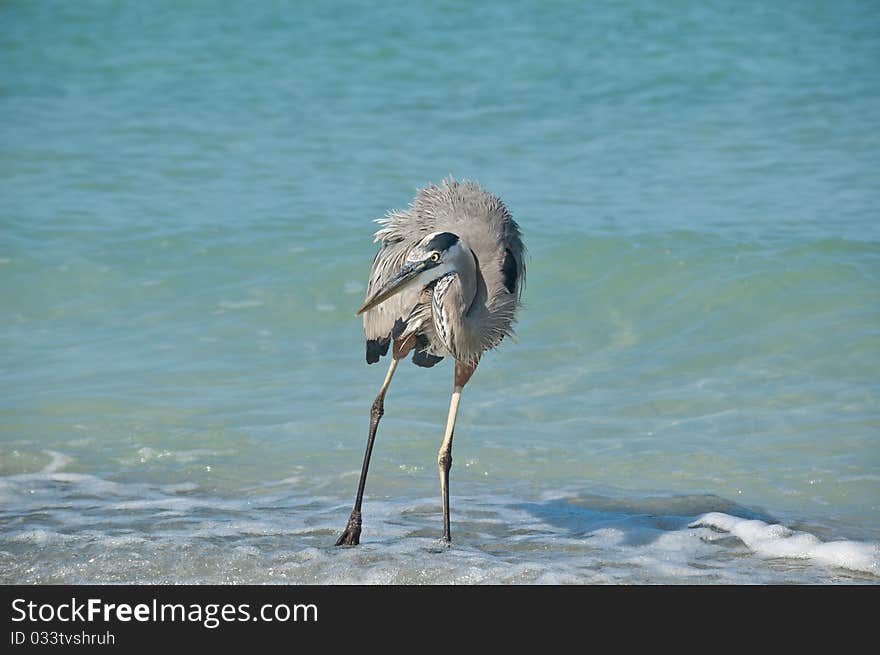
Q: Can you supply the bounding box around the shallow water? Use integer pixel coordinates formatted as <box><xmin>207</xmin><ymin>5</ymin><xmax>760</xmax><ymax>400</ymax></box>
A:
<box><xmin>2</xmin><ymin>465</ymin><xmax>877</xmax><ymax>584</ymax></box>
<box><xmin>1</xmin><ymin>1</ymin><xmax>878</xmax><ymax>583</ymax></box>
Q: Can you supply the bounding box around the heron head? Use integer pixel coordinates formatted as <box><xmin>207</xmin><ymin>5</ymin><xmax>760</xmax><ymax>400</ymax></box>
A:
<box><xmin>357</xmin><ymin>231</ymin><xmax>467</xmax><ymax>315</ymax></box>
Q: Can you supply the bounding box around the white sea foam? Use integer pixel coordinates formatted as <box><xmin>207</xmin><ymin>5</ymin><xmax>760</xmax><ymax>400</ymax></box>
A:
<box><xmin>40</xmin><ymin>450</ymin><xmax>72</xmax><ymax>474</ymax></box>
<box><xmin>2</xmin><ymin>463</ymin><xmax>877</xmax><ymax>584</ymax></box>
<box><xmin>217</xmin><ymin>299</ymin><xmax>263</xmax><ymax>310</ymax></box>
<box><xmin>121</xmin><ymin>447</ymin><xmax>231</xmax><ymax>466</ymax></box>
<box><xmin>690</xmin><ymin>512</ymin><xmax>880</xmax><ymax>575</ymax></box>
<box><xmin>160</xmin><ymin>482</ymin><xmax>200</xmax><ymax>494</ymax></box>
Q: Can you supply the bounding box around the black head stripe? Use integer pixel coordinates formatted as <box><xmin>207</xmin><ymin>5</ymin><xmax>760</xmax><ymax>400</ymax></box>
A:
<box><xmin>424</xmin><ymin>232</ymin><xmax>459</xmax><ymax>253</ymax></box>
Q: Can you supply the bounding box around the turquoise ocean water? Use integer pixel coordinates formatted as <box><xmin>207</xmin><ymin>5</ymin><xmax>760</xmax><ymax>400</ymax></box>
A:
<box><xmin>1</xmin><ymin>1</ymin><xmax>878</xmax><ymax>583</ymax></box>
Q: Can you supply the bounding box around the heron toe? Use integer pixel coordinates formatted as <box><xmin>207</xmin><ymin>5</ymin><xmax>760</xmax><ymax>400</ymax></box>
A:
<box><xmin>335</xmin><ymin>510</ymin><xmax>362</xmax><ymax>546</ymax></box>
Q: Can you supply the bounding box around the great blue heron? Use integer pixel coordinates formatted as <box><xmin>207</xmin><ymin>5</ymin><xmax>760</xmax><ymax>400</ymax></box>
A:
<box><xmin>335</xmin><ymin>178</ymin><xmax>525</xmax><ymax>546</ymax></box>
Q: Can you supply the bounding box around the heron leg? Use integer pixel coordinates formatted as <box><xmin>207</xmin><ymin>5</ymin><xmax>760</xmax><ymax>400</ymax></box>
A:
<box><xmin>335</xmin><ymin>356</ymin><xmax>400</xmax><ymax>546</ymax></box>
<box><xmin>438</xmin><ymin>359</ymin><xmax>478</xmax><ymax>544</ymax></box>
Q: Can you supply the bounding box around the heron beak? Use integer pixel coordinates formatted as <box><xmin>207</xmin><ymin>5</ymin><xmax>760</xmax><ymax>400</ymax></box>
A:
<box><xmin>357</xmin><ymin>260</ymin><xmax>427</xmax><ymax>315</ymax></box>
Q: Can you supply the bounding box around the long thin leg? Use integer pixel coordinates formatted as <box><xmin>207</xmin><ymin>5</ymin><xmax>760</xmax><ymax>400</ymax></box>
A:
<box><xmin>335</xmin><ymin>356</ymin><xmax>399</xmax><ymax>546</ymax></box>
<box><xmin>437</xmin><ymin>359</ymin><xmax>478</xmax><ymax>544</ymax></box>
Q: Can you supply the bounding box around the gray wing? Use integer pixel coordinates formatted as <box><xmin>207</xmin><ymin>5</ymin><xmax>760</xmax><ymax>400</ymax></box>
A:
<box><xmin>361</xmin><ymin>209</ymin><xmax>434</xmax><ymax>363</ymax></box>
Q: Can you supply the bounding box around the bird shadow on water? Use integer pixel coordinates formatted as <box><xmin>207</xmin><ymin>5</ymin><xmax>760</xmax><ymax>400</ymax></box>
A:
<box><xmin>508</xmin><ymin>492</ymin><xmax>776</xmax><ymax>547</ymax></box>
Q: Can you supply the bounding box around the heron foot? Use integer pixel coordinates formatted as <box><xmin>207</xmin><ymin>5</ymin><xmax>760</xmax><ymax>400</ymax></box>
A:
<box><xmin>335</xmin><ymin>510</ymin><xmax>362</xmax><ymax>546</ymax></box>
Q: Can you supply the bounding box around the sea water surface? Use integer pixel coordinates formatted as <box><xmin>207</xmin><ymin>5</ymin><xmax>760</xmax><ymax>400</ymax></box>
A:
<box><xmin>1</xmin><ymin>1</ymin><xmax>878</xmax><ymax>584</ymax></box>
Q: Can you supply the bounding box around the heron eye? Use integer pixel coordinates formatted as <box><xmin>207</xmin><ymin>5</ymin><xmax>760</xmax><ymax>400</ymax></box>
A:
<box><xmin>430</xmin><ymin>252</ymin><xmax>441</xmax><ymax>263</ymax></box>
